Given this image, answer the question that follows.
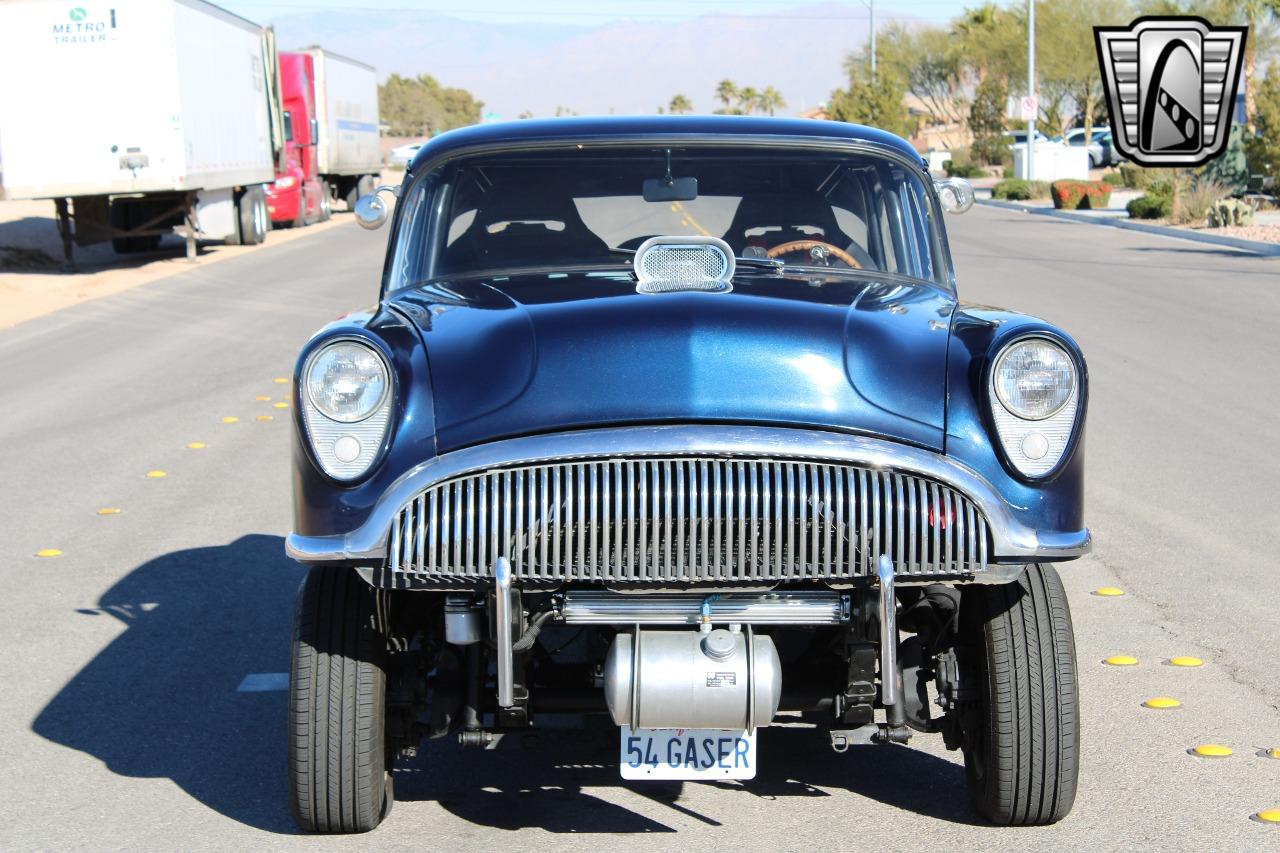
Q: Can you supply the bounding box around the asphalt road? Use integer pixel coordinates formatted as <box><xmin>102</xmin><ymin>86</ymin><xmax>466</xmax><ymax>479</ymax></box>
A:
<box><xmin>2</xmin><ymin>205</ymin><xmax>1278</xmax><ymax>851</ymax></box>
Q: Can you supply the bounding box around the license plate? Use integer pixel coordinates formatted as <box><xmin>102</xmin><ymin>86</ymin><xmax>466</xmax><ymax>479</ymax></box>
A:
<box><xmin>619</xmin><ymin>726</ymin><xmax>757</xmax><ymax>780</ymax></box>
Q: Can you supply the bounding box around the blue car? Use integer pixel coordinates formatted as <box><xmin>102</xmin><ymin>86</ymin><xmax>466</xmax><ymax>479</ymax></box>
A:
<box><xmin>285</xmin><ymin>116</ymin><xmax>1089</xmax><ymax>832</ymax></box>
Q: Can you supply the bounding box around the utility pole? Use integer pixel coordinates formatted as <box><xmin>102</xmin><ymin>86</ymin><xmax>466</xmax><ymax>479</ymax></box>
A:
<box><xmin>870</xmin><ymin>0</ymin><xmax>876</xmax><ymax>80</ymax></box>
<box><xmin>1027</xmin><ymin>0</ymin><xmax>1036</xmax><ymax>180</ymax></box>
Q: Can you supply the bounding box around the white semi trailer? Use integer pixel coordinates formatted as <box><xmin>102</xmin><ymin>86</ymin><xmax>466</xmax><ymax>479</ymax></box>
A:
<box><xmin>0</xmin><ymin>0</ymin><xmax>285</xmax><ymax>264</ymax></box>
<box><xmin>304</xmin><ymin>48</ymin><xmax>383</xmax><ymax>210</ymax></box>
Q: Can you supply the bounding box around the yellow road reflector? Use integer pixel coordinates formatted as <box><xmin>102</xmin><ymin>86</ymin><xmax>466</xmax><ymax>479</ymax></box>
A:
<box><xmin>222</xmin><ymin>416</ymin><xmax>239</xmax><ymax>424</ymax></box>
<box><xmin>1143</xmin><ymin>696</ymin><xmax>1181</xmax><ymax>710</ymax></box>
<box><xmin>1253</xmin><ymin>809</ymin><xmax>1280</xmax><ymax>824</ymax></box>
<box><xmin>1189</xmin><ymin>744</ymin><xmax>1233</xmax><ymax>758</ymax></box>
<box><xmin>256</xmin><ymin>415</ymin><xmax>273</xmax><ymax>421</ymax></box>
<box><xmin>145</xmin><ymin>470</ymin><xmax>167</xmax><ymax>479</ymax></box>
<box><xmin>97</xmin><ymin>507</ymin><xmax>122</xmax><ymax>515</ymax></box>
<box><xmin>1104</xmin><ymin>655</ymin><xmax>1138</xmax><ymax>666</ymax></box>
<box><xmin>1093</xmin><ymin>587</ymin><xmax>1125</xmax><ymax>596</ymax></box>
<box><xmin>273</xmin><ymin>377</ymin><xmax>289</xmax><ymax>384</ymax></box>
<box><xmin>35</xmin><ymin>548</ymin><xmax>62</xmax><ymax>558</ymax></box>
<box><xmin>255</xmin><ymin>395</ymin><xmax>271</xmax><ymax>402</ymax></box>
<box><xmin>1168</xmin><ymin>656</ymin><xmax>1204</xmax><ymax>667</ymax></box>
<box><xmin>187</xmin><ymin>442</ymin><xmax>206</xmax><ymax>449</ymax></box>
<box><xmin>1263</xmin><ymin>748</ymin><xmax>1280</xmax><ymax>760</ymax></box>
<box><xmin>272</xmin><ymin>402</ymin><xmax>289</xmax><ymax>409</ymax></box>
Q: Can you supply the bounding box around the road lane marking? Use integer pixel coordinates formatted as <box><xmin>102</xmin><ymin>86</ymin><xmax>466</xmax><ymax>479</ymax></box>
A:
<box><xmin>272</xmin><ymin>402</ymin><xmax>289</xmax><ymax>409</ymax></box>
<box><xmin>96</xmin><ymin>507</ymin><xmax>121</xmax><ymax>515</ymax></box>
<box><xmin>1167</xmin><ymin>656</ymin><xmax>1204</xmax><ymax>667</ymax></box>
<box><xmin>187</xmin><ymin>442</ymin><xmax>206</xmax><ymax>449</ymax></box>
<box><xmin>273</xmin><ymin>377</ymin><xmax>289</xmax><ymax>384</ymax></box>
<box><xmin>35</xmin><ymin>549</ymin><xmax>62</xmax><ymax>558</ymax></box>
<box><xmin>255</xmin><ymin>395</ymin><xmax>271</xmax><ymax>402</ymax></box>
<box><xmin>237</xmin><ymin>672</ymin><xmax>288</xmax><ymax>692</ymax></box>
<box><xmin>256</xmin><ymin>415</ymin><xmax>273</xmax><ymax>421</ymax></box>
<box><xmin>1189</xmin><ymin>744</ymin><xmax>1233</xmax><ymax>758</ymax></box>
<box><xmin>145</xmin><ymin>470</ymin><xmax>167</xmax><ymax>479</ymax></box>
<box><xmin>1103</xmin><ymin>655</ymin><xmax>1138</xmax><ymax>666</ymax></box>
<box><xmin>222</xmin><ymin>416</ymin><xmax>240</xmax><ymax>424</ymax></box>
<box><xmin>1092</xmin><ymin>587</ymin><xmax>1125</xmax><ymax>596</ymax></box>
<box><xmin>1143</xmin><ymin>697</ymin><xmax>1182</xmax><ymax>709</ymax></box>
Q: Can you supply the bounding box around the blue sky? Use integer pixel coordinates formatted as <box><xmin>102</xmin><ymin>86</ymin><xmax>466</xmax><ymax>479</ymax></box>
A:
<box><xmin>220</xmin><ymin>0</ymin><xmax>977</xmax><ymax>27</ymax></box>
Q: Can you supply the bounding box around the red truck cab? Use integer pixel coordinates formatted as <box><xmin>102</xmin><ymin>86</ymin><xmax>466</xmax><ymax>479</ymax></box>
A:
<box><xmin>266</xmin><ymin>51</ymin><xmax>328</xmax><ymax>226</ymax></box>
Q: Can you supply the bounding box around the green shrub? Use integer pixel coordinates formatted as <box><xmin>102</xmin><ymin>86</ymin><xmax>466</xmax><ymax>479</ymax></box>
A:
<box><xmin>944</xmin><ymin>160</ymin><xmax>985</xmax><ymax>179</ymax></box>
<box><xmin>1119</xmin><ymin>163</ymin><xmax>1147</xmax><ymax>188</ymax></box>
<box><xmin>1051</xmin><ymin>180</ymin><xmax>1114</xmax><ymax>210</ymax></box>
<box><xmin>1002</xmin><ymin>164</ymin><xmax>1015</xmax><ymax>179</ymax></box>
<box><xmin>971</xmin><ymin>134</ymin><xmax>1011</xmax><ymax>166</ymax></box>
<box><xmin>992</xmin><ymin>178</ymin><xmax>1050</xmax><ymax>200</ymax></box>
<box><xmin>1127</xmin><ymin>194</ymin><xmax>1172</xmax><ymax>219</ymax></box>
<box><xmin>1101</xmin><ymin>171</ymin><xmax>1124</xmax><ymax>186</ymax></box>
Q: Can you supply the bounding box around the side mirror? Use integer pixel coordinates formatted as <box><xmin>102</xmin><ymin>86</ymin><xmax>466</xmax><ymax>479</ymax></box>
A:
<box><xmin>934</xmin><ymin>177</ymin><xmax>975</xmax><ymax>214</ymax></box>
<box><xmin>309</xmin><ymin>117</ymin><xmax>320</xmax><ymax>147</ymax></box>
<box><xmin>354</xmin><ymin>184</ymin><xmax>399</xmax><ymax>230</ymax></box>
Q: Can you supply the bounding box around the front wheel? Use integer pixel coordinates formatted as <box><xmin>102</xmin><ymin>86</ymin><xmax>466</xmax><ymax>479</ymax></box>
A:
<box><xmin>288</xmin><ymin>566</ymin><xmax>393</xmax><ymax>833</ymax></box>
<box><xmin>958</xmin><ymin>563</ymin><xmax>1080</xmax><ymax>826</ymax></box>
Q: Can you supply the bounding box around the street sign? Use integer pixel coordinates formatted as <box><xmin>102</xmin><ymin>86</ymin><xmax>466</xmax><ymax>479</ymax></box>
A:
<box><xmin>1019</xmin><ymin>95</ymin><xmax>1038</xmax><ymax>121</ymax></box>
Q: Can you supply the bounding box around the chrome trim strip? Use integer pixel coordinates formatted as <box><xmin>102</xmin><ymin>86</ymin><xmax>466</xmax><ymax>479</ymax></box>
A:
<box><xmin>285</xmin><ymin>425</ymin><xmax>1091</xmax><ymax>564</ymax></box>
<box><xmin>560</xmin><ymin>590</ymin><xmax>846</xmax><ymax>625</ymax></box>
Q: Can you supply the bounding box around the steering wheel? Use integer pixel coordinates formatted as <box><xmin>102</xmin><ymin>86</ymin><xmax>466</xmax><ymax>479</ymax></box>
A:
<box><xmin>766</xmin><ymin>239</ymin><xmax>862</xmax><ymax>269</ymax></box>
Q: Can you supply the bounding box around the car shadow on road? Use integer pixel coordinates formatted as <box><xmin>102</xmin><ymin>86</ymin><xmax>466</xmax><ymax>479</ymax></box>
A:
<box><xmin>30</xmin><ymin>533</ymin><xmax>978</xmax><ymax>835</ymax></box>
<box><xmin>30</xmin><ymin>533</ymin><xmax>306</xmax><ymax>834</ymax></box>
<box><xmin>394</xmin><ymin>715</ymin><xmax>980</xmax><ymax>832</ymax></box>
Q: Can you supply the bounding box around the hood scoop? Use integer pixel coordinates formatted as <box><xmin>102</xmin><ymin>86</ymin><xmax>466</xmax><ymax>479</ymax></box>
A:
<box><xmin>634</xmin><ymin>235</ymin><xmax>735</xmax><ymax>294</ymax></box>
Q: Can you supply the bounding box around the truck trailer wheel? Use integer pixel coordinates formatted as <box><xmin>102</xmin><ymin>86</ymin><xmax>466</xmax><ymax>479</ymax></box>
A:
<box><xmin>347</xmin><ymin>175</ymin><xmax>377</xmax><ymax>211</ymax></box>
<box><xmin>288</xmin><ymin>566</ymin><xmax>393</xmax><ymax>833</ymax></box>
<box><xmin>318</xmin><ymin>182</ymin><xmax>332</xmax><ymax>221</ymax></box>
<box><xmin>958</xmin><ymin>564</ymin><xmax>1079</xmax><ymax>826</ymax></box>
<box><xmin>228</xmin><ymin>188</ymin><xmax>267</xmax><ymax>246</ymax></box>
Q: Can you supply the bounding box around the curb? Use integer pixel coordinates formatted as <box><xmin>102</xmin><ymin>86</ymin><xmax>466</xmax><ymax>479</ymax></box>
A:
<box><xmin>977</xmin><ymin>198</ymin><xmax>1280</xmax><ymax>257</ymax></box>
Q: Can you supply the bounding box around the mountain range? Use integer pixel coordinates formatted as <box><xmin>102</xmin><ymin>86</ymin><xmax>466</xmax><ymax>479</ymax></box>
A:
<box><xmin>270</xmin><ymin>3</ymin><xmax>892</xmax><ymax>120</ymax></box>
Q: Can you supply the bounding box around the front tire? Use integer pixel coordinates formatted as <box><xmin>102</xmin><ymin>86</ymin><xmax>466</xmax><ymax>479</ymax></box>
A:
<box><xmin>289</xmin><ymin>566</ymin><xmax>392</xmax><ymax>833</ymax></box>
<box><xmin>959</xmin><ymin>563</ymin><xmax>1079</xmax><ymax>826</ymax></box>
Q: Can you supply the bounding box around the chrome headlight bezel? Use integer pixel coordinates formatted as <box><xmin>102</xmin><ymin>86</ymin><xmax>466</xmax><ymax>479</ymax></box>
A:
<box><xmin>300</xmin><ymin>337</ymin><xmax>395</xmax><ymax>482</ymax></box>
<box><xmin>987</xmin><ymin>335</ymin><xmax>1083</xmax><ymax>479</ymax></box>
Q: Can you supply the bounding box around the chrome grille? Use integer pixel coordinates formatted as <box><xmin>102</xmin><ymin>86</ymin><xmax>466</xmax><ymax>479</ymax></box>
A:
<box><xmin>388</xmin><ymin>456</ymin><xmax>989</xmax><ymax>582</ymax></box>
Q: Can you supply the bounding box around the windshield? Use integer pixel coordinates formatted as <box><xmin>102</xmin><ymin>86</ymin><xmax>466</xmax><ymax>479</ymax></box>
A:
<box><xmin>388</xmin><ymin>145</ymin><xmax>948</xmax><ymax>289</ymax></box>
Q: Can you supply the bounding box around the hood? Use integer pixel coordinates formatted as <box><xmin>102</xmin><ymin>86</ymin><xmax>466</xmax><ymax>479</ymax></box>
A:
<box><xmin>389</xmin><ymin>271</ymin><xmax>955</xmax><ymax>454</ymax></box>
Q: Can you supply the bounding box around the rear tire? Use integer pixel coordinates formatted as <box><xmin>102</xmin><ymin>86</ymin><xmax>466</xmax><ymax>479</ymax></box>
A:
<box><xmin>347</xmin><ymin>174</ymin><xmax>376</xmax><ymax>211</ymax></box>
<box><xmin>959</xmin><ymin>563</ymin><xmax>1079</xmax><ymax>826</ymax></box>
<box><xmin>288</xmin><ymin>566</ymin><xmax>392</xmax><ymax>834</ymax></box>
<box><xmin>318</xmin><ymin>181</ymin><xmax>332</xmax><ymax>222</ymax></box>
<box><xmin>233</xmin><ymin>187</ymin><xmax>267</xmax><ymax>245</ymax></box>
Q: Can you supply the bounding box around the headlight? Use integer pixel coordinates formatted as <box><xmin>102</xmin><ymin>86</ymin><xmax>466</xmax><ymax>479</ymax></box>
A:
<box><xmin>301</xmin><ymin>340</ymin><xmax>393</xmax><ymax>481</ymax></box>
<box><xmin>306</xmin><ymin>341</ymin><xmax>389</xmax><ymax>422</ymax></box>
<box><xmin>276</xmin><ymin>175</ymin><xmax>296</xmax><ymax>189</ymax></box>
<box><xmin>993</xmin><ymin>339</ymin><xmax>1076</xmax><ymax>420</ymax></box>
<box><xmin>988</xmin><ymin>337</ymin><xmax>1081</xmax><ymax>478</ymax></box>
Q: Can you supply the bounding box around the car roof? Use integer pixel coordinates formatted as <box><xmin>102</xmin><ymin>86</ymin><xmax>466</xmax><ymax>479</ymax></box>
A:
<box><xmin>407</xmin><ymin>115</ymin><xmax>924</xmax><ymax>172</ymax></box>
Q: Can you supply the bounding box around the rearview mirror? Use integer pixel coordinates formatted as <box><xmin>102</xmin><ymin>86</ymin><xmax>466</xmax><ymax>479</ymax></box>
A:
<box><xmin>934</xmin><ymin>177</ymin><xmax>975</xmax><ymax>214</ymax></box>
<box><xmin>643</xmin><ymin>176</ymin><xmax>698</xmax><ymax>203</ymax></box>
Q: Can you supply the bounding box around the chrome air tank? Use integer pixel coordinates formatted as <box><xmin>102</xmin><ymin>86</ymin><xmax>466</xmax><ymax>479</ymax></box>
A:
<box><xmin>604</xmin><ymin>628</ymin><xmax>782</xmax><ymax>730</ymax></box>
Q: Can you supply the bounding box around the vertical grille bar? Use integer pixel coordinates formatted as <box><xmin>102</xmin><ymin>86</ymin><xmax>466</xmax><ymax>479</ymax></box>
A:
<box><xmin>394</xmin><ymin>457</ymin><xmax>990</xmax><ymax>579</ymax></box>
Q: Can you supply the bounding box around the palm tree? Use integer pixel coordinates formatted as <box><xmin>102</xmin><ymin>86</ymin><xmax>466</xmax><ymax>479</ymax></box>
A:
<box><xmin>759</xmin><ymin>86</ymin><xmax>787</xmax><ymax>116</ymax></box>
<box><xmin>668</xmin><ymin>93</ymin><xmax>693</xmax><ymax>114</ymax></box>
<box><xmin>715</xmin><ymin>79</ymin><xmax>738</xmax><ymax>113</ymax></box>
<box><xmin>737</xmin><ymin>86</ymin><xmax>761</xmax><ymax>115</ymax></box>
